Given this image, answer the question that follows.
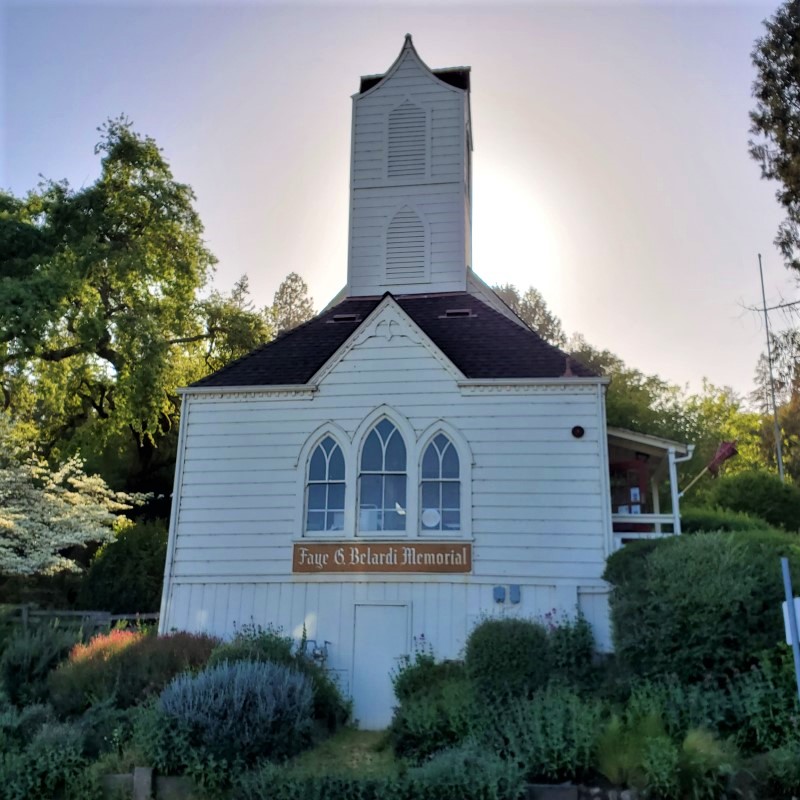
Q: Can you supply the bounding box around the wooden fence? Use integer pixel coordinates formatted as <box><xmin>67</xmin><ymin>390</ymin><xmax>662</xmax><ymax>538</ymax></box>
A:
<box><xmin>3</xmin><ymin>605</ymin><xmax>159</xmax><ymax>633</ymax></box>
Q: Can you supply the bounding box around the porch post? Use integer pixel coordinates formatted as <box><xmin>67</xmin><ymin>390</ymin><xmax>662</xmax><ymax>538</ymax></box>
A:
<box><xmin>650</xmin><ymin>477</ymin><xmax>661</xmax><ymax>533</ymax></box>
<box><xmin>667</xmin><ymin>447</ymin><xmax>681</xmax><ymax>535</ymax></box>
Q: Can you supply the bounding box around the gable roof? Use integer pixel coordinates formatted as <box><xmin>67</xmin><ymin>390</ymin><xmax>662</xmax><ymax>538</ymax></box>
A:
<box><xmin>190</xmin><ymin>292</ymin><xmax>599</xmax><ymax>389</ymax></box>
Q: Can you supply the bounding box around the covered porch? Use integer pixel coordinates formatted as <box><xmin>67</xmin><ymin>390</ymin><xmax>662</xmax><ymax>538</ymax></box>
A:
<box><xmin>607</xmin><ymin>428</ymin><xmax>695</xmax><ymax>551</ymax></box>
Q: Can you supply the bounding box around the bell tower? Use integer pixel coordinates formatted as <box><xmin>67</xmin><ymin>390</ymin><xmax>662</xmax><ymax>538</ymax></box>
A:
<box><xmin>346</xmin><ymin>36</ymin><xmax>472</xmax><ymax>297</ymax></box>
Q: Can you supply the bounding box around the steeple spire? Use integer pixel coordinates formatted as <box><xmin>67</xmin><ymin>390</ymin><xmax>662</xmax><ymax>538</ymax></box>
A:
<box><xmin>347</xmin><ymin>39</ymin><xmax>472</xmax><ymax>297</ymax></box>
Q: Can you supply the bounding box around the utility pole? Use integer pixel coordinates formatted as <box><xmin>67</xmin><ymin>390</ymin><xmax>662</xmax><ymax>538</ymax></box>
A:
<box><xmin>759</xmin><ymin>253</ymin><xmax>785</xmax><ymax>481</ymax></box>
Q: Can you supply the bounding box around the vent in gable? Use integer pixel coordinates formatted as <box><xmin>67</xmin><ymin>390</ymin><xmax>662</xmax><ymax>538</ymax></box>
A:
<box><xmin>386</xmin><ymin>207</ymin><xmax>426</xmax><ymax>284</ymax></box>
<box><xmin>388</xmin><ymin>101</ymin><xmax>426</xmax><ymax>179</ymax></box>
<box><xmin>330</xmin><ymin>314</ymin><xmax>360</xmax><ymax>323</ymax></box>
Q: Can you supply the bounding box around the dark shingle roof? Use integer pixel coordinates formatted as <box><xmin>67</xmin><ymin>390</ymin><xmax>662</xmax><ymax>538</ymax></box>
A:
<box><xmin>190</xmin><ymin>292</ymin><xmax>597</xmax><ymax>388</ymax></box>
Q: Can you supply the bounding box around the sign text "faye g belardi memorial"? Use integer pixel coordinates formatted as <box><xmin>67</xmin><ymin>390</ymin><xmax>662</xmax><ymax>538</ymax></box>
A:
<box><xmin>292</xmin><ymin>542</ymin><xmax>472</xmax><ymax>574</ymax></box>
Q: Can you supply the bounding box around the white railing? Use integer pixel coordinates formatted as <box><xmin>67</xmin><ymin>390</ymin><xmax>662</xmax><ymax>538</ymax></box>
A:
<box><xmin>611</xmin><ymin>513</ymin><xmax>677</xmax><ymax>550</ymax></box>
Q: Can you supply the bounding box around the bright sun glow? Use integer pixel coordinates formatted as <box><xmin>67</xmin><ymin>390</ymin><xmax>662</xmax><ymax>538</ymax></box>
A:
<box><xmin>472</xmin><ymin>162</ymin><xmax>562</xmax><ymax>308</ymax></box>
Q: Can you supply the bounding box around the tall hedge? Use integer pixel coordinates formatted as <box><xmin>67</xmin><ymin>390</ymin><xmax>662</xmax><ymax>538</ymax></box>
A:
<box><xmin>78</xmin><ymin>521</ymin><xmax>167</xmax><ymax>614</ymax></box>
<box><xmin>604</xmin><ymin>531</ymin><xmax>800</xmax><ymax>683</ymax></box>
<box><xmin>710</xmin><ymin>471</ymin><xmax>800</xmax><ymax>532</ymax></box>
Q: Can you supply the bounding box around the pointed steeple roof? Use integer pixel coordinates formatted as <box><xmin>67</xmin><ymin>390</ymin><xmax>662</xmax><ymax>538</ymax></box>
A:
<box><xmin>357</xmin><ymin>34</ymin><xmax>470</xmax><ymax>95</ymax></box>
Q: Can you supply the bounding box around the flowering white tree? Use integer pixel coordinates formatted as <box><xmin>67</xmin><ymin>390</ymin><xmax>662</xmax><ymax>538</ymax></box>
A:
<box><xmin>0</xmin><ymin>422</ymin><xmax>146</xmax><ymax>575</ymax></box>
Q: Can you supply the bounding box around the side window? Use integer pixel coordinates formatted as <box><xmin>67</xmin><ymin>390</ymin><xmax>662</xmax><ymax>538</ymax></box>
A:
<box><xmin>420</xmin><ymin>434</ymin><xmax>460</xmax><ymax>532</ymax></box>
<box><xmin>305</xmin><ymin>436</ymin><xmax>345</xmax><ymax>533</ymax></box>
<box><xmin>359</xmin><ymin>419</ymin><xmax>407</xmax><ymax>533</ymax></box>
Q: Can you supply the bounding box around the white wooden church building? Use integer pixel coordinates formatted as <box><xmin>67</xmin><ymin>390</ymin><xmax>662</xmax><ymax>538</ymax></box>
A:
<box><xmin>159</xmin><ymin>37</ymin><xmax>692</xmax><ymax>728</ymax></box>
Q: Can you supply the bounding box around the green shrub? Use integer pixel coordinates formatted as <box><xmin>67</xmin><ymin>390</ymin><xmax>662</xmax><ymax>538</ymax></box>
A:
<box><xmin>209</xmin><ymin>623</ymin><xmax>349</xmax><ymax>731</ymax></box>
<box><xmin>726</xmin><ymin>650</ymin><xmax>800</xmax><ymax>752</ymax></box>
<box><xmin>624</xmin><ymin>678</ymin><xmax>732</xmax><ymax>741</ymax></box>
<box><xmin>0</xmin><ymin>721</ymin><xmax>91</xmax><ymax>800</ymax></box>
<box><xmin>547</xmin><ymin>614</ymin><xmax>596</xmax><ymax>688</ymax></box>
<box><xmin>766</xmin><ymin>740</ymin><xmax>800</xmax><ymax>798</ymax></box>
<box><xmin>392</xmin><ymin>648</ymin><xmax>466</xmax><ymax>703</ymax></box>
<box><xmin>681</xmin><ymin>505</ymin><xmax>779</xmax><ymax>534</ymax></box>
<box><xmin>78</xmin><ymin>521</ymin><xmax>168</xmax><ymax>614</ymax></box>
<box><xmin>232</xmin><ymin>744</ymin><xmax>524</xmax><ymax>800</ymax></box>
<box><xmin>476</xmin><ymin>684</ymin><xmax>602</xmax><ymax>783</ymax></box>
<box><xmin>208</xmin><ymin>622</ymin><xmax>294</xmax><ymax>668</ymax></box>
<box><xmin>158</xmin><ymin>660</ymin><xmax>315</xmax><ymax>766</ymax></box>
<box><xmin>0</xmin><ymin>704</ymin><xmax>55</xmax><ymax>755</ymax></box>
<box><xmin>76</xmin><ymin>697</ymin><xmax>136</xmax><ymax>759</ymax></box>
<box><xmin>48</xmin><ymin>629</ymin><xmax>217</xmax><ymax>716</ymax></box>
<box><xmin>403</xmin><ymin>743</ymin><xmax>525</xmax><ymax>800</ymax></box>
<box><xmin>596</xmin><ymin>712</ymin><xmax>667</xmax><ymax>788</ymax></box>
<box><xmin>389</xmin><ymin>677</ymin><xmax>473</xmax><ymax>762</ymax></box>
<box><xmin>465</xmin><ymin>617</ymin><xmax>550</xmax><ymax>698</ymax></box>
<box><xmin>604</xmin><ymin>531</ymin><xmax>800</xmax><ymax>683</ymax></box>
<box><xmin>711</xmin><ymin>470</ymin><xmax>800</xmax><ymax>532</ymax></box>
<box><xmin>0</xmin><ymin>624</ymin><xmax>80</xmax><ymax>707</ymax></box>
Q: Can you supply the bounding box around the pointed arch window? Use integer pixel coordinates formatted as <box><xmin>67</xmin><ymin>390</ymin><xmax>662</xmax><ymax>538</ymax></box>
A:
<box><xmin>420</xmin><ymin>434</ymin><xmax>460</xmax><ymax>532</ymax></box>
<box><xmin>305</xmin><ymin>436</ymin><xmax>346</xmax><ymax>533</ymax></box>
<box><xmin>359</xmin><ymin>419</ymin><xmax>407</xmax><ymax>532</ymax></box>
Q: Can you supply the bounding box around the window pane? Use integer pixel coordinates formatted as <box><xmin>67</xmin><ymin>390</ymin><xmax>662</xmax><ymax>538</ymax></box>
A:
<box><xmin>421</xmin><ymin>481</ymin><xmax>439</xmax><ymax>509</ymax></box>
<box><xmin>308</xmin><ymin>484</ymin><xmax>326</xmax><ymax>510</ymax></box>
<box><xmin>306</xmin><ymin>511</ymin><xmax>325</xmax><ymax>531</ymax></box>
<box><xmin>385</xmin><ymin>431</ymin><xmax>407</xmax><ymax>472</ymax></box>
<box><xmin>384</xmin><ymin>474</ymin><xmax>407</xmax><ymax>512</ymax></box>
<box><xmin>442</xmin><ymin>445</ymin><xmax>459</xmax><ymax>479</ymax></box>
<box><xmin>434</xmin><ymin>433</ymin><xmax>449</xmax><ymax>451</ymax></box>
<box><xmin>442</xmin><ymin>482</ymin><xmax>460</xmax><ymax>509</ymax></box>
<box><xmin>320</xmin><ymin>436</ymin><xmax>335</xmax><ymax>455</ymax></box>
<box><xmin>326</xmin><ymin>511</ymin><xmax>345</xmax><ymax>531</ymax></box>
<box><xmin>421</xmin><ymin>445</ymin><xmax>439</xmax><ymax>479</ymax></box>
<box><xmin>382</xmin><ymin>509</ymin><xmax>406</xmax><ymax>531</ymax></box>
<box><xmin>442</xmin><ymin>510</ymin><xmax>461</xmax><ymax>530</ymax></box>
<box><xmin>328</xmin><ymin>482</ymin><xmax>345</xmax><ymax>510</ymax></box>
<box><xmin>360</xmin><ymin>474</ymin><xmax>382</xmax><ymax>510</ymax></box>
<box><xmin>361</xmin><ymin>431</ymin><xmax>382</xmax><ymax>471</ymax></box>
<box><xmin>309</xmin><ymin>447</ymin><xmax>327</xmax><ymax>481</ymax></box>
<box><xmin>328</xmin><ymin>445</ymin><xmax>345</xmax><ymax>480</ymax></box>
<box><xmin>376</xmin><ymin>418</ymin><xmax>395</xmax><ymax>441</ymax></box>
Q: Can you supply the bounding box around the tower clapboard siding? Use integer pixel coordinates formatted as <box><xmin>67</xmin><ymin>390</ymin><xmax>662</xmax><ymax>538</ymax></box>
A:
<box><xmin>348</xmin><ymin>35</ymin><xmax>472</xmax><ymax>296</ymax></box>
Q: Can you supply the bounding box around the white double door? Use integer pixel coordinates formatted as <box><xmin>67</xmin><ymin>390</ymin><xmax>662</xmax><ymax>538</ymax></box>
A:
<box><xmin>351</xmin><ymin>604</ymin><xmax>408</xmax><ymax>729</ymax></box>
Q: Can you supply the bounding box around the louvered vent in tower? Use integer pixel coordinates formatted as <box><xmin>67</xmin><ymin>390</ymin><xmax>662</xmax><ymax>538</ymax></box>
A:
<box><xmin>386</xmin><ymin>207</ymin><xmax>426</xmax><ymax>284</ymax></box>
<box><xmin>388</xmin><ymin>101</ymin><xmax>426</xmax><ymax>178</ymax></box>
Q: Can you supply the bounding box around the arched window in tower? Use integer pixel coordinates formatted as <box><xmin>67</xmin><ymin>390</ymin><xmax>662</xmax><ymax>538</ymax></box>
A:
<box><xmin>386</xmin><ymin>206</ymin><xmax>426</xmax><ymax>284</ymax></box>
<box><xmin>387</xmin><ymin>100</ymin><xmax>426</xmax><ymax>178</ymax></box>
<box><xmin>305</xmin><ymin>436</ymin><xmax>346</xmax><ymax>532</ymax></box>
<box><xmin>359</xmin><ymin>419</ymin><xmax>407</xmax><ymax>532</ymax></box>
<box><xmin>420</xmin><ymin>434</ymin><xmax>461</xmax><ymax>532</ymax></box>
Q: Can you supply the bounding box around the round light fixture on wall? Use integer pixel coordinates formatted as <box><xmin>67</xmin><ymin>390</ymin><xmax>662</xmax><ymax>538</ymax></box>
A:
<box><xmin>571</xmin><ymin>426</ymin><xmax>585</xmax><ymax>439</ymax></box>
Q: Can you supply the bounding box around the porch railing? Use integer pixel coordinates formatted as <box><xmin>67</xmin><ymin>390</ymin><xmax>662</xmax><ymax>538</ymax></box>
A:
<box><xmin>611</xmin><ymin>513</ymin><xmax>677</xmax><ymax>550</ymax></box>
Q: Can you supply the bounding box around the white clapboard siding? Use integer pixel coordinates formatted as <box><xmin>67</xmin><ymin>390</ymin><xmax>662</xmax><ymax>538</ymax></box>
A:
<box><xmin>164</xmin><ymin>305</ymin><xmax>612</xmax><ymax>655</ymax></box>
<box><xmin>348</xmin><ymin>41</ymin><xmax>469</xmax><ymax>296</ymax></box>
<box><xmin>164</xmin><ymin>580</ymin><xmax>613</xmax><ymax>681</ymax></box>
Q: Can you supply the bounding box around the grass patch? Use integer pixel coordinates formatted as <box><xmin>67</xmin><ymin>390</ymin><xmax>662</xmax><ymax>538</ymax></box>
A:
<box><xmin>289</xmin><ymin>727</ymin><xmax>399</xmax><ymax>778</ymax></box>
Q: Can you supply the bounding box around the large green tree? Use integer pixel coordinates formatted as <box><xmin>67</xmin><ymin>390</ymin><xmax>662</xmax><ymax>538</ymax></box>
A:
<box><xmin>493</xmin><ymin>284</ymin><xmax>567</xmax><ymax>347</ymax></box>
<box><xmin>0</xmin><ymin>118</ymin><xmax>273</xmax><ymax>493</ymax></box>
<box><xmin>751</xmin><ymin>0</ymin><xmax>800</xmax><ymax>272</ymax></box>
<box><xmin>270</xmin><ymin>272</ymin><xmax>315</xmax><ymax>334</ymax></box>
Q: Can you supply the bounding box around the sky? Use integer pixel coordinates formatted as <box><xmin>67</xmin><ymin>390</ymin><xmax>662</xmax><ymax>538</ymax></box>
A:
<box><xmin>2</xmin><ymin>0</ymin><xmax>797</xmax><ymax>397</ymax></box>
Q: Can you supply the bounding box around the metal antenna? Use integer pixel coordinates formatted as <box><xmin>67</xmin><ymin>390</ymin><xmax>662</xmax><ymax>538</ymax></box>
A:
<box><xmin>759</xmin><ymin>253</ymin><xmax>785</xmax><ymax>481</ymax></box>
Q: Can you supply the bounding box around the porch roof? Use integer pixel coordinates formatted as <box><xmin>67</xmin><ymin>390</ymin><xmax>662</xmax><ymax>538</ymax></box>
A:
<box><xmin>607</xmin><ymin>427</ymin><xmax>690</xmax><ymax>459</ymax></box>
